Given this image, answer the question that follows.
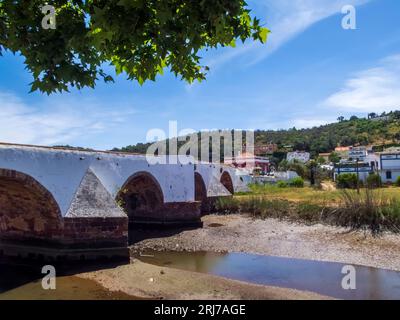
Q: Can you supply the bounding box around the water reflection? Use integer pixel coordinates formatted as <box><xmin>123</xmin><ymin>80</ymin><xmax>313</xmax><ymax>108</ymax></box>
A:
<box><xmin>0</xmin><ymin>264</ymin><xmax>135</xmax><ymax>300</ymax></box>
<box><xmin>137</xmin><ymin>251</ymin><xmax>400</xmax><ymax>300</ymax></box>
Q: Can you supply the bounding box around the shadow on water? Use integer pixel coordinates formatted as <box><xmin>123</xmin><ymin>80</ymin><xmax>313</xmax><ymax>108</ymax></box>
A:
<box><xmin>0</xmin><ymin>224</ymin><xmax>199</xmax><ymax>300</ymax></box>
<box><xmin>137</xmin><ymin>251</ymin><xmax>400</xmax><ymax>300</ymax></box>
<box><xmin>0</xmin><ymin>260</ymin><xmax>136</xmax><ymax>300</ymax></box>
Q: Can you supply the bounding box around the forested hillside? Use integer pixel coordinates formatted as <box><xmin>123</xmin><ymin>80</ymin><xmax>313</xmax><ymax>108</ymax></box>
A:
<box><xmin>112</xmin><ymin>111</ymin><xmax>400</xmax><ymax>156</ymax></box>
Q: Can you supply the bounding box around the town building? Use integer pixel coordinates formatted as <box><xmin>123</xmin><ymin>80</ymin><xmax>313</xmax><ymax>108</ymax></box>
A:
<box><xmin>254</xmin><ymin>143</ymin><xmax>278</xmax><ymax>156</ymax></box>
<box><xmin>225</xmin><ymin>152</ymin><xmax>271</xmax><ymax>175</ymax></box>
<box><xmin>348</xmin><ymin>146</ymin><xmax>368</xmax><ymax>161</ymax></box>
<box><xmin>334</xmin><ymin>146</ymin><xmax>350</xmax><ymax>158</ymax></box>
<box><xmin>334</xmin><ymin>160</ymin><xmax>375</xmax><ymax>182</ymax></box>
<box><xmin>379</xmin><ymin>151</ymin><xmax>400</xmax><ymax>183</ymax></box>
<box><xmin>287</xmin><ymin>151</ymin><xmax>310</xmax><ymax>163</ymax></box>
<box><xmin>318</xmin><ymin>153</ymin><xmax>331</xmax><ymax>162</ymax></box>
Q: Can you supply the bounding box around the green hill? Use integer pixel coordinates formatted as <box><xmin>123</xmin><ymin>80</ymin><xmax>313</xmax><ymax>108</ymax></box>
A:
<box><xmin>112</xmin><ymin>111</ymin><xmax>400</xmax><ymax>157</ymax></box>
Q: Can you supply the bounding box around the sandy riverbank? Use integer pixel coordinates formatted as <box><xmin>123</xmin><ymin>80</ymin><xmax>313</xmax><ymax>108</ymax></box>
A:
<box><xmin>78</xmin><ymin>259</ymin><xmax>331</xmax><ymax>300</ymax></box>
<box><xmin>130</xmin><ymin>214</ymin><xmax>400</xmax><ymax>272</ymax></box>
<box><xmin>77</xmin><ymin>214</ymin><xmax>400</xmax><ymax>300</ymax></box>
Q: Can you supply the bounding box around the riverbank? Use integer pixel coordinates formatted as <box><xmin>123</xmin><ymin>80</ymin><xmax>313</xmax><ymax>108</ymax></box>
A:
<box><xmin>77</xmin><ymin>259</ymin><xmax>331</xmax><ymax>300</ymax></box>
<box><xmin>3</xmin><ymin>214</ymin><xmax>399</xmax><ymax>300</ymax></box>
<box><xmin>78</xmin><ymin>213</ymin><xmax>400</xmax><ymax>300</ymax></box>
<box><xmin>130</xmin><ymin>214</ymin><xmax>400</xmax><ymax>272</ymax></box>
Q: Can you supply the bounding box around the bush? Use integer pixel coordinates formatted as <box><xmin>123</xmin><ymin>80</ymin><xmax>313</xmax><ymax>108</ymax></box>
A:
<box><xmin>297</xmin><ymin>202</ymin><xmax>324</xmax><ymax>223</ymax></box>
<box><xmin>213</xmin><ymin>190</ymin><xmax>400</xmax><ymax>235</ymax></box>
<box><xmin>214</xmin><ymin>197</ymin><xmax>240</xmax><ymax>214</ymax></box>
<box><xmin>396</xmin><ymin>176</ymin><xmax>400</xmax><ymax>187</ymax></box>
<box><xmin>335</xmin><ymin>189</ymin><xmax>400</xmax><ymax>235</ymax></box>
<box><xmin>276</xmin><ymin>181</ymin><xmax>288</xmax><ymax>188</ymax></box>
<box><xmin>366</xmin><ymin>173</ymin><xmax>382</xmax><ymax>188</ymax></box>
<box><xmin>337</xmin><ymin>173</ymin><xmax>359</xmax><ymax>189</ymax></box>
<box><xmin>289</xmin><ymin>177</ymin><xmax>305</xmax><ymax>188</ymax></box>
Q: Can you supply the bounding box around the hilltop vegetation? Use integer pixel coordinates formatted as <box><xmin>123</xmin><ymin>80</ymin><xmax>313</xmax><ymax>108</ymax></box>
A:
<box><xmin>254</xmin><ymin>111</ymin><xmax>400</xmax><ymax>156</ymax></box>
<box><xmin>112</xmin><ymin>111</ymin><xmax>400</xmax><ymax>156</ymax></box>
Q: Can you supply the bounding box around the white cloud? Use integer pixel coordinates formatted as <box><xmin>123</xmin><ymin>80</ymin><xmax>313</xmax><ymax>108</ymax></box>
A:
<box><xmin>0</xmin><ymin>91</ymin><xmax>135</xmax><ymax>147</ymax></box>
<box><xmin>291</xmin><ymin>118</ymin><xmax>332</xmax><ymax>128</ymax></box>
<box><xmin>206</xmin><ymin>0</ymin><xmax>370</xmax><ymax>68</ymax></box>
<box><xmin>323</xmin><ymin>55</ymin><xmax>400</xmax><ymax>112</ymax></box>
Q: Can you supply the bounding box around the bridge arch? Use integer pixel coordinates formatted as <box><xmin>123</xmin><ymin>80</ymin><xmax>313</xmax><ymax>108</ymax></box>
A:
<box><xmin>195</xmin><ymin>172</ymin><xmax>208</xmax><ymax>214</ymax></box>
<box><xmin>220</xmin><ymin>171</ymin><xmax>234</xmax><ymax>195</ymax></box>
<box><xmin>116</xmin><ymin>171</ymin><xmax>164</xmax><ymax>223</ymax></box>
<box><xmin>0</xmin><ymin>169</ymin><xmax>62</xmax><ymax>241</ymax></box>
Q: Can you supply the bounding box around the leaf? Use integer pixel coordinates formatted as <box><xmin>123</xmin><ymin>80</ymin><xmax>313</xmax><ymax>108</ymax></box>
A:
<box><xmin>259</xmin><ymin>27</ymin><xmax>270</xmax><ymax>44</ymax></box>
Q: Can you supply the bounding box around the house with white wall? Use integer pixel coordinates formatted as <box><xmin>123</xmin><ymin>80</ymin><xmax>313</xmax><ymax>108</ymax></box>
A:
<box><xmin>334</xmin><ymin>160</ymin><xmax>374</xmax><ymax>182</ymax></box>
<box><xmin>286</xmin><ymin>151</ymin><xmax>310</xmax><ymax>163</ymax></box>
<box><xmin>379</xmin><ymin>152</ymin><xmax>400</xmax><ymax>183</ymax></box>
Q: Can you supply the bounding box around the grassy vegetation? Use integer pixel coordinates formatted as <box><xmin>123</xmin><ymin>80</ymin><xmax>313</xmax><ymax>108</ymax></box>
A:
<box><xmin>216</xmin><ymin>184</ymin><xmax>400</xmax><ymax>235</ymax></box>
<box><xmin>114</xmin><ymin>111</ymin><xmax>400</xmax><ymax>157</ymax></box>
<box><xmin>237</xmin><ymin>184</ymin><xmax>400</xmax><ymax>205</ymax></box>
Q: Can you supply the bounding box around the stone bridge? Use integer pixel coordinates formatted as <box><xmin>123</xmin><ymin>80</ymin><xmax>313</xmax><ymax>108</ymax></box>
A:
<box><xmin>0</xmin><ymin>143</ymin><xmax>246</xmax><ymax>261</ymax></box>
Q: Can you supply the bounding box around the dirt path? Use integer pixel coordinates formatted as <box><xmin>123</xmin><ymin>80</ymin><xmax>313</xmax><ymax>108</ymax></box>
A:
<box><xmin>130</xmin><ymin>214</ymin><xmax>400</xmax><ymax>272</ymax></box>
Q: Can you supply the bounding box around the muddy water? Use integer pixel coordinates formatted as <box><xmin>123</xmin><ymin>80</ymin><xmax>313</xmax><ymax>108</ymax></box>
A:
<box><xmin>137</xmin><ymin>251</ymin><xmax>400</xmax><ymax>300</ymax></box>
<box><xmin>0</xmin><ymin>265</ymin><xmax>135</xmax><ymax>300</ymax></box>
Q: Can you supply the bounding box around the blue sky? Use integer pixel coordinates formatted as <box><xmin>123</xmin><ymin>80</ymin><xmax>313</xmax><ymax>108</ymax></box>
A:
<box><xmin>1</xmin><ymin>0</ymin><xmax>400</xmax><ymax>150</ymax></box>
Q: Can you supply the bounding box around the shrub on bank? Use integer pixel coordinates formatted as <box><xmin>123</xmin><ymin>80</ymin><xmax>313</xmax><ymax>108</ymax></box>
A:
<box><xmin>366</xmin><ymin>173</ymin><xmax>382</xmax><ymax>189</ymax></box>
<box><xmin>213</xmin><ymin>189</ymin><xmax>400</xmax><ymax>235</ymax></box>
<box><xmin>289</xmin><ymin>177</ymin><xmax>305</xmax><ymax>188</ymax></box>
<box><xmin>334</xmin><ymin>189</ymin><xmax>400</xmax><ymax>235</ymax></box>
<box><xmin>396</xmin><ymin>176</ymin><xmax>400</xmax><ymax>187</ymax></box>
<box><xmin>276</xmin><ymin>181</ymin><xmax>288</xmax><ymax>188</ymax></box>
<box><xmin>214</xmin><ymin>197</ymin><xmax>240</xmax><ymax>215</ymax></box>
<box><xmin>336</xmin><ymin>173</ymin><xmax>359</xmax><ymax>189</ymax></box>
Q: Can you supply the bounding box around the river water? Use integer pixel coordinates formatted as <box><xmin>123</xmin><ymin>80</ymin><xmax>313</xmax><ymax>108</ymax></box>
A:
<box><xmin>0</xmin><ymin>264</ymin><xmax>136</xmax><ymax>300</ymax></box>
<box><xmin>1</xmin><ymin>251</ymin><xmax>399</xmax><ymax>300</ymax></box>
<box><xmin>137</xmin><ymin>251</ymin><xmax>400</xmax><ymax>300</ymax></box>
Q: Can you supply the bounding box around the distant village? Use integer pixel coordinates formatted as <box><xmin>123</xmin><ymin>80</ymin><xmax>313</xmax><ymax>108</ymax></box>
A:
<box><xmin>226</xmin><ymin>142</ymin><xmax>400</xmax><ymax>185</ymax></box>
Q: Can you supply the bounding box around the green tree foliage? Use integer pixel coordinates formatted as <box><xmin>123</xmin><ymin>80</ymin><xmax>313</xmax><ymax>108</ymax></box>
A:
<box><xmin>253</xmin><ymin>112</ymin><xmax>400</xmax><ymax>155</ymax></box>
<box><xmin>0</xmin><ymin>0</ymin><xmax>268</xmax><ymax>93</ymax></box>
<box><xmin>278</xmin><ymin>159</ymin><xmax>307</xmax><ymax>179</ymax></box>
<box><xmin>396</xmin><ymin>176</ymin><xmax>400</xmax><ymax>187</ymax></box>
<box><xmin>112</xmin><ymin>112</ymin><xmax>400</xmax><ymax>159</ymax></box>
<box><xmin>289</xmin><ymin>176</ymin><xmax>304</xmax><ymax>188</ymax></box>
<box><xmin>337</xmin><ymin>173</ymin><xmax>359</xmax><ymax>189</ymax></box>
<box><xmin>316</xmin><ymin>156</ymin><xmax>326</xmax><ymax>164</ymax></box>
<box><xmin>276</xmin><ymin>180</ymin><xmax>288</xmax><ymax>188</ymax></box>
<box><xmin>366</xmin><ymin>173</ymin><xmax>382</xmax><ymax>189</ymax></box>
<box><xmin>328</xmin><ymin>152</ymin><xmax>341</xmax><ymax>164</ymax></box>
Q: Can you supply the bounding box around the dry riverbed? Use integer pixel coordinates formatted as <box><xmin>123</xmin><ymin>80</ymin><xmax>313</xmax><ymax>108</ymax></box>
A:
<box><xmin>78</xmin><ymin>214</ymin><xmax>400</xmax><ymax>300</ymax></box>
<box><xmin>130</xmin><ymin>214</ymin><xmax>400</xmax><ymax>272</ymax></box>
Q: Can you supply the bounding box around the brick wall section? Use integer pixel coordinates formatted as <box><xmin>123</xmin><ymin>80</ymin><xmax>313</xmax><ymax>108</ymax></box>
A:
<box><xmin>0</xmin><ymin>169</ymin><xmax>128</xmax><ymax>250</ymax></box>
<box><xmin>63</xmin><ymin>217</ymin><xmax>128</xmax><ymax>248</ymax></box>
<box><xmin>162</xmin><ymin>202</ymin><xmax>201</xmax><ymax>222</ymax></box>
<box><xmin>0</xmin><ymin>168</ymin><xmax>201</xmax><ymax>253</ymax></box>
<box><xmin>0</xmin><ymin>169</ymin><xmax>63</xmax><ymax>241</ymax></box>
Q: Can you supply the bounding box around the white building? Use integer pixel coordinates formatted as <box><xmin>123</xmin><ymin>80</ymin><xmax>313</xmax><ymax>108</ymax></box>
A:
<box><xmin>286</xmin><ymin>151</ymin><xmax>310</xmax><ymax>163</ymax></box>
<box><xmin>348</xmin><ymin>146</ymin><xmax>368</xmax><ymax>161</ymax></box>
<box><xmin>334</xmin><ymin>161</ymin><xmax>374</xmax><ymax>182</ymax></box>
<box><xmin>379</xmin><ymin>152</ymin><xmax>400</xmax><ymax>183</ymax></box>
